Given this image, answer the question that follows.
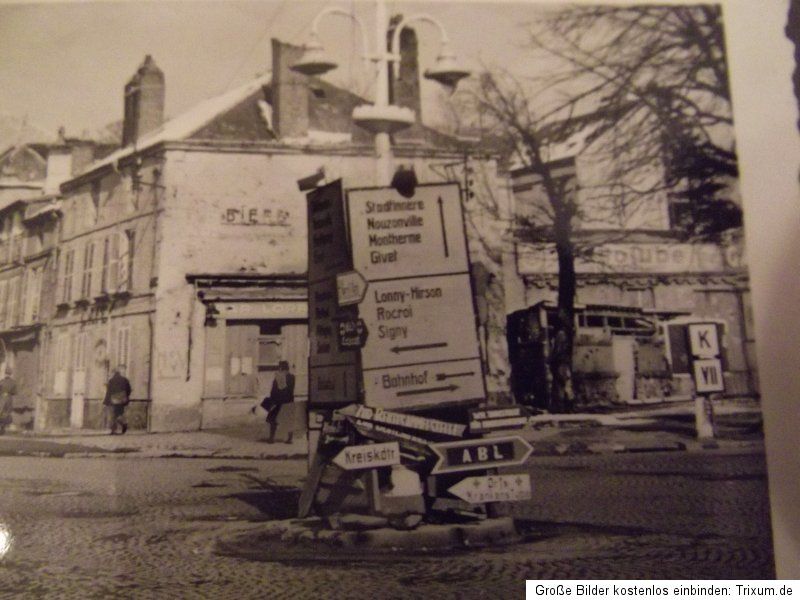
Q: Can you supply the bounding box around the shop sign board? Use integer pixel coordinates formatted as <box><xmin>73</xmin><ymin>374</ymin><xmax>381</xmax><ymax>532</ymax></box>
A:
<box><xmin>332</xmin><ymin>442</ymin><xmax>400</xmax><ymax>471</ymax></box>
<box><xmin>346</xmin><ymin>183</ymin><xmax>485</xmax><ymax>410</ymax></box>
<box><xmin>430</xmin><ymin>436</ymin><xmax>533</xmax><ymax>475</ymax></box>
<box><xmin>448</xmin><ymin>474</ymin><xmax>532</xmax><ymax>504</ymax></box>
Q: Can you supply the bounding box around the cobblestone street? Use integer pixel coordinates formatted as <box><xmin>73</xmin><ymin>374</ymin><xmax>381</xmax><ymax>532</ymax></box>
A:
<box><xmin>0</xmin><ymin>449</ymin><xmax>774</xmax><ymax>598</ymax></box>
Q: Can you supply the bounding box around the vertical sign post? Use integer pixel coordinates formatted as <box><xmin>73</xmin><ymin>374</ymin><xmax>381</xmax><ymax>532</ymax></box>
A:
<box><xmin>687</xmin><ymin>322</ymin><xmax>725</xmax><ymax>439</ymax></box>
<box><xmin>307</xmin><ymin>180</ymin><xmax>360</xmax><ymax>407</ymax></box>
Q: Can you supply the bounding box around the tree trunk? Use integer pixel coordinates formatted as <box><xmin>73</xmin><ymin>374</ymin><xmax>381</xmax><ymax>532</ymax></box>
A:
<box><xmin>549</xmin><ymin>208</ymin><xmax>577</xmax><ymax>413</ymax></box>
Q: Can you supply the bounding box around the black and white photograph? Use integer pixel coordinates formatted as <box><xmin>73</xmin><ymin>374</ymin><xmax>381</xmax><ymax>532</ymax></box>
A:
<box><xmin>0</xmin><ymin>0</ymin><xmax>798</xmax><ymax>595</ymax></box>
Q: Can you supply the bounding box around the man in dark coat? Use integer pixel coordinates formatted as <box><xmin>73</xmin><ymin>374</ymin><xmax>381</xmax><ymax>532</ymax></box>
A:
<box><xmin>0</xmin><ymin>368</ymin><xmax>16</xmax><ymax>435</ymax></box>
<box><xmin>104</xmin><ymin>365</ymin><xmax>132</xmax><ymax>435</ymax></box>
<box><xmin>254</xmin><ymin>360</ymin><xmax>295</xmax><ymax>443</ymax></box>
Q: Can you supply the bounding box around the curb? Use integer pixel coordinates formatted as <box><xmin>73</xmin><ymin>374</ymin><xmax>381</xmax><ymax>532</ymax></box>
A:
<box><xmin>527</xmin><ymin>440</ymin><xmax>688</xmax><ymax>456</ymax></box>
<box><xmin>215</xmin><ymin>516</ymin><xmax>527</xmax><ymax>561</ymax></box>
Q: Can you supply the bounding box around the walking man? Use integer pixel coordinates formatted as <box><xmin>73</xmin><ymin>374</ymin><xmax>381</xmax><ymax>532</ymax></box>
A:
<box><xmin>104</xmin><ymin>365</ymin><xmax>132</xmax><ymax>435</ymax></box>
<box><xmin>253</xmin><ymin>360</ymin><xmax>295</xmax><ymax>443</ymax></box>
<box><xmin>0</xmin><ymin>368</ymin><xmax>16</xmax><ymax>435</ymax></box>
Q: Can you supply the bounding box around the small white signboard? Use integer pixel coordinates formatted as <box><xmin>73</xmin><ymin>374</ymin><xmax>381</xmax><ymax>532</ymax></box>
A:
<box><xmin>332</xmin><ymin>441</ymin><xmax>401</xmax><ymax>471</ymax></box>
<box><xmin>693</xmin><ymin>358</ymin><xmax>725</xmax><ymax>394</ymax></box>
<box><xmin>688</xmin><ymin>323</ymin><xmax>720</xmax><ymax>358</ymax></box>
<box><xmin>336</xmin><ymin>270</ymin><xmax>368</xmax><ymax>306</ymax></box>
<box><xmin>448</xmin><ymin>474</ymin><xmax>532</xmax><ymax>504</ymax></box>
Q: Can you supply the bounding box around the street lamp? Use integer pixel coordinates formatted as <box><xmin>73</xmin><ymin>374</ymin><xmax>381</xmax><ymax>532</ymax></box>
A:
<box><xmin>291</xmin><ymin>0</ymin><xmax>471</xmax><ymax>184</ymax></box>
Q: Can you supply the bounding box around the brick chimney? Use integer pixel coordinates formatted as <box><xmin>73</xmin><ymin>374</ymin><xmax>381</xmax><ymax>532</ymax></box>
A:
<box><xmin>271</xmin><ymin>39</ymin><xmax>309</xmax><ymax>139</ymax></box>
<box><xmin>389</xmin><ymin>18</ymin><xmax>423</xmax><ymax>143</ymax></box>
<box><xmin>122</xmin><ymin>55</ymin><xmax>165</xmax><ymax>147</ymax></box>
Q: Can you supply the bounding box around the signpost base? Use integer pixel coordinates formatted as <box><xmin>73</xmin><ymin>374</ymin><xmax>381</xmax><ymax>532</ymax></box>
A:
<box><xmin>694</xmin><ymin>394</ymin><xmax>716</xmax><ymax>439</ymax></box>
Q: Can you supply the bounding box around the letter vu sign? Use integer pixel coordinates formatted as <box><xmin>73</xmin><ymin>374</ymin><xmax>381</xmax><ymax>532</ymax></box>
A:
<box><xmin>345</xmin><ymin>183</ymin><xmax>485</xmax><ymax>410</ymax></box>
<box><xmin>688</xmin><ymin>323</ymin><xmax>725</xmax><ymax>394</ymax></box>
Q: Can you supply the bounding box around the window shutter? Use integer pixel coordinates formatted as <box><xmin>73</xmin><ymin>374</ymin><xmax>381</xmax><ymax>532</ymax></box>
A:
<box><xmin>0</xmin><ymin>280</ymin><xmax>7</xmax><ymax>326</ymax></box>
<box><xmin>100</xmin><ymin>236</ymin><xmax>110</xmax><ymax>294</ymax></box>
<box><xmin>109</xmin><ymin>233</ymin><xmax>119</xmax><ymax>292</ymax></box>
<box><xmin>118</xmin><ymin>230</ymin><xmax>133</xmax><ymax>292</ymax></box>
<box><xmin>63</xmin><ymin>249</ymin><xmax>74</xmax><ymax>304</ymax></box>
<box><xmin>19</xmin><ymin>271</ymin><xmax>29</xmax><ymax>325</ymax></box>
<box><xmin>30</xmin><ymin>268</ymin><xmax>41</xmax><ymax>322</ymax></box>
<box><xmin>81</xmin><ymin>241</ymin><xmax>94</xmax><ymax>299</ymax></box>
<box><xmin>7</xmin><ymin>277</ymin><xmax>18</xmax><ymax>328</ymax></box>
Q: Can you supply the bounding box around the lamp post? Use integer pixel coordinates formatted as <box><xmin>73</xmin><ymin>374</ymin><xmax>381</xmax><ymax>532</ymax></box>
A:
<box><xmin>291</xmin><ymin>0</ymin><xmax>470</xmax><ymax>185</ymax></box>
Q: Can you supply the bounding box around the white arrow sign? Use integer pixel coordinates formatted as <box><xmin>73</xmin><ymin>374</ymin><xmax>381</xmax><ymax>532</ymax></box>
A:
<box><xmin>332</xmin><ymin>441</ymin><xmax>400</xmax><ymax>471</ymax></box>
<box><xmin>448</xmin><ymin>474</ymin><xmax>532</xmax><ymax>504</ymax></box>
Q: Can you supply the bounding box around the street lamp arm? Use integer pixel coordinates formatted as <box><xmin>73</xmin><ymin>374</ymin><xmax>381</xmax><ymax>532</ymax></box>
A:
<box><xmin>309</xmin><ymin>7</ymin><xmax>371</xmax><ymax>63</ymax></box>
<box><xmin>389</xmin><ymin>13</ymin><xmax>451</xmax><ymax>60</ymax></box>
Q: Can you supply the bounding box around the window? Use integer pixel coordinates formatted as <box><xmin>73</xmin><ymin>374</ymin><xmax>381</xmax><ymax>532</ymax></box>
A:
<box><xmin>258</xmin><ymin>337</ymin><xmax>282</xmax><ymax>368</ymax></box>
<box><xmin>586</xmin><ymin>315</ymin><xmax>605</xmax><ymax>328</ymax></box>
<box><xmin>53</xmin><ymin>332</ymin><xmax>70</xmax><ymax>396</ymax></box>
<box><xmin>80</xmin><ymin>241</ymin><xmax>95</xmax><ymax>299</ymax></box>
<box><xmin>108</xmin><ymin>230</ymin><xmax>134</xmax><ymax>294</ymax></box>
<box><xmin>74</xmin><ymin>331</ymin><xmax>88</xmax><ymax>371</ymax></box>
<box><xmin>114</xmin><ymin>326</ymin><xmax>131</xmax><ymax>373</ymax></box>
<box><xmin>22</xmin><ymin>267</ymin><xmax>42</xmax><ymax>324</ymax></box>
<box><xmin>60</xmin><ymin>248</ymin><xmax>75</xmax><ymax>304</ymax></box>
<box><xmin>100</xmin><ymin>236</ymin><xmax>110</xmax><ymax>294</ymax></box>
<box><xmin>90</xmin><ymin>180</ymin><xmax>101</xmax><ymax>225</ymax></box>
<box><xmin>9</xmin><ymin>212</ymin><xmax>23</xmax><ymax>263</ymax></box>
<box><xmin>120</xmin><ymin>229</ymin><xmax>134</xmax><ymax>292</ymax></box>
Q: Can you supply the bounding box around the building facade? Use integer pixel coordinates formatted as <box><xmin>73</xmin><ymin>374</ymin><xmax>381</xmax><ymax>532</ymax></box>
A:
<box><xmin>38</xmin><ymin>38</ymin><xmax>511</xmax><ymax>432</ymax></box>
<box><xmin>0</xmin><ymin>137</ymin><xmax>117</xmax><ymax>430</ymax></box>
<box><xmin>505</xmin><ymin>143</ymin><xmax>755</xmax><ymax>408</ymax></box>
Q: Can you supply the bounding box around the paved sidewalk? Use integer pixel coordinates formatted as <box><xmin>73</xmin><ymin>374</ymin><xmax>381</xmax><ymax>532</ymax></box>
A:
<box><xmin>0</xmin><ymin>423</ymin><xmax>308</xmax><ymax>459</ymax></box>
<box><xmin>0</xmin><ymin>399</ymin><xmax>763</xmax><ymax>459</ymax></box>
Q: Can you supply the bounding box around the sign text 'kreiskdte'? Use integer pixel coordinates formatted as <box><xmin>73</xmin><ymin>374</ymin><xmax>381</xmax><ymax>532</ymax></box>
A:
<box><xmin>345</xmin><ymin>183</ymin><xmax>485</xmax><ymax>410</ymax></box>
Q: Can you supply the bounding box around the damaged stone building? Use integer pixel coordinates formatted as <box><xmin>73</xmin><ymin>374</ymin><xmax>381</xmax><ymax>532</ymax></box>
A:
<box><xmin>39</xmin><ymin>34</ymin><xmax>511</xmax><ymax>432</ymax></box>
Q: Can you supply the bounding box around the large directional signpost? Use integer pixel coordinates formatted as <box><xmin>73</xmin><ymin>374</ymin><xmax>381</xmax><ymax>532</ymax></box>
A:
<box><xmin>345</xmin><ymin>183</ymin><xmax>485</xmax><ymax>410</ymax></box>
<box><xmin>302</xmin><ymin>180</ymin><xmax>532</xmax><ymax>521</ymax></box>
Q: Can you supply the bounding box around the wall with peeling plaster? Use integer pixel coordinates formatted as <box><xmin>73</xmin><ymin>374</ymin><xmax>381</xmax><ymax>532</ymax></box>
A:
<box><xmin>148</xmin><ymin>146</ymin><xmax>512</xmax><ymax>431</ymax></box>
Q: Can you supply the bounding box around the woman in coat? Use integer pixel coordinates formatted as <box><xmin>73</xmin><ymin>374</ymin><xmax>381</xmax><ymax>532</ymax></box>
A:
<box><xmin>257</xmin><ymin>360</ymin><xmax>295</xmax><ymax>443</ymax></box>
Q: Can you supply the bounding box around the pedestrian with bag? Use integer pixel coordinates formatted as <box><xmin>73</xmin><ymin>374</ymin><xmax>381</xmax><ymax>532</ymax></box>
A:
<box><xmin>104</xmin><ymin>364</ymin><xmax>132</xmax><ymax>435</ymax></box>
<box><xmin>0</xmin><ymin>368</ymin><xmax>16</xmax><ymax>435</ymax></box>
<box><xmin>252</xmin><ymin>360</ymin><xmax>294</xmax><ymax>443</ymax></box>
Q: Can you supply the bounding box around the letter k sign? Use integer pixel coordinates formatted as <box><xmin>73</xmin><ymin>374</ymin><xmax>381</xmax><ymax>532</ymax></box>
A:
<box><xmin>689</xmin><ymin>323</ymin><xmax>720</xmax><ymax>358</ymax></box>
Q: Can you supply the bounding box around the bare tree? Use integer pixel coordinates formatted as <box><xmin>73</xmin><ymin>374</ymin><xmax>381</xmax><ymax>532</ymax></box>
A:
<box><xmin>459</xmin><ymin>5</ymin><xmax>738</xmax><ymax>413</ymax></box>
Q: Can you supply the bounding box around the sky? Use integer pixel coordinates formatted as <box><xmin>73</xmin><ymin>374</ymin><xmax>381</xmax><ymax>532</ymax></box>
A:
<box><xmin>0</xmin><ymin>0</ymin><xmax>534</xmax><ymax>140</ymax></box>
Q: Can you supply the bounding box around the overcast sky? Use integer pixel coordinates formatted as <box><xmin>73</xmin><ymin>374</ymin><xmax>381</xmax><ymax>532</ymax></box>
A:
<box><xmin>0</xmin><ymin>0</ymin><xmax>535</xmax><ymax>140</ymax></box>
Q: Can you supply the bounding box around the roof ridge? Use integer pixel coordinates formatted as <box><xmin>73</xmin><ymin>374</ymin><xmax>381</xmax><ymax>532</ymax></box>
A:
<box><xmin>68</xmin><ymin>72</ymin><xmax>273</xmax><ymax>183</ymax></box>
